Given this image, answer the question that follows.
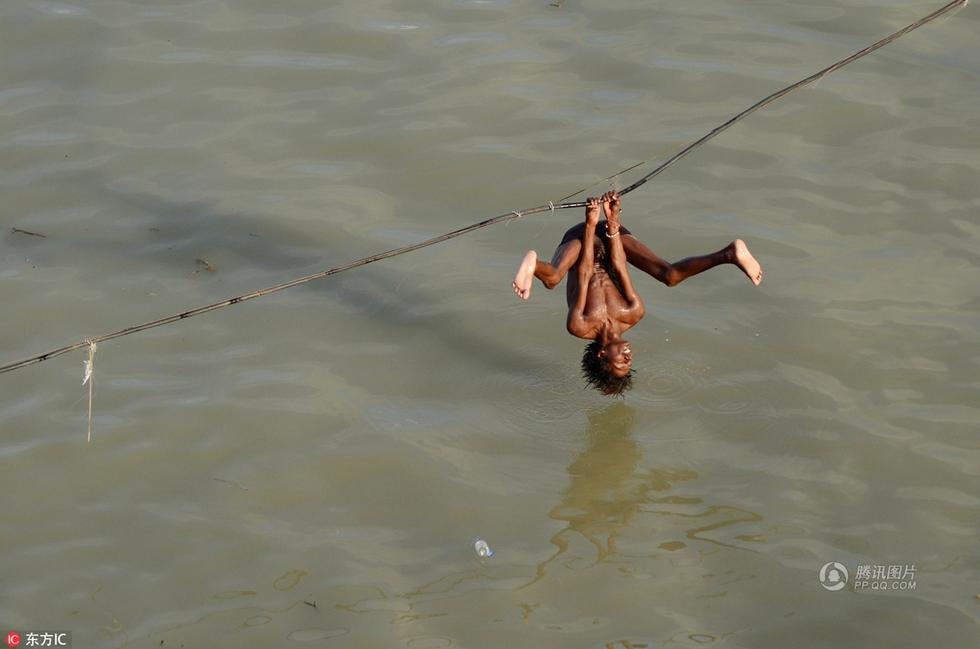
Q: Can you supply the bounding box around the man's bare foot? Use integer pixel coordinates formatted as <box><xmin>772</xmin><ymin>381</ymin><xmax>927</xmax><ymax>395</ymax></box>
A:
<box><xmin>732</xmin><ymin>239</ymin><xmax>763</xmax><ymax>286</ymax></box>
<box><xmin>513</xmin><ymin>250</ymin><xmax>537</xmax><ymax>300</ymax></box>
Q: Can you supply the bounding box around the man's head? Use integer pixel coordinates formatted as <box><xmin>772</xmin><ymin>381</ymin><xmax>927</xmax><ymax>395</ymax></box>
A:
<box><xmin>581</xmin><ymin>339</ymin><xmax>634</xmax><ymax>396</ymax></box>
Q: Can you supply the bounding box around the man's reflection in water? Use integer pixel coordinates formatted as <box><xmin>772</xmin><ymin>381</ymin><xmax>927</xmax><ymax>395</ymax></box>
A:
<box><xmin>331</xmin><ymin>403</ymin><xmax>763</xmax><ymax>633</ymax></box>
<box><xmin>531</xmin><ymin>403</ymin><xmax>696</xmax><ymax>581</ymax></box>
<box><xmin>531</xmin><ymin>403</ymin><xmax>762</xmax><ymax>584</ymax></box>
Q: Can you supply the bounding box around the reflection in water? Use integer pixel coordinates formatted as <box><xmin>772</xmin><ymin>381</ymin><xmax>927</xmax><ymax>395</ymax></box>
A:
<box><xmin>530</xmin><ymin>403</ymin><xmax>697</xmax><ymax>583</ymax></box>
<box><xmin>556</xmin><ymin>404</ymin><xmax>698</xmax><ymax>561</ymax></box>
<box><xmin>531</xmin><ymin>403</ymin><xmax>764</xmax><ymax>586</ymax></box>
<box><xmin>119</xmin><ymin>406</ymin><xmax>767</xmax><ymax>645</ymax></box>
<box><xmin>131</xmin><ymin>406</ymin><xmax>767</xmax><ymax>643</ymax></box>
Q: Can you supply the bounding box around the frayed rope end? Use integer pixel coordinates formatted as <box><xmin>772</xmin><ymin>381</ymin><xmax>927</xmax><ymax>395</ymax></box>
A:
<box><xmin>83</xmin><ymin>341</ymin><xmax>97</xmax><ymax>443</ymax></box>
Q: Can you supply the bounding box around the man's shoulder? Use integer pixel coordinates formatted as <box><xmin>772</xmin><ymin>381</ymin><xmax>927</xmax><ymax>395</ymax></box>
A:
<box><xmin>565</xmin><ymin>315</ymin><xmax>596</xmax><ymax>339</ymax></box>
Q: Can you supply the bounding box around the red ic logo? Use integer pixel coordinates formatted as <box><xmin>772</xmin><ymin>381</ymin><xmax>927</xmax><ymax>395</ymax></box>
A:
<box><xmin>5</xmin><ymin>632</ymin><xmax>20</xmax><ymax>648</ymax></box>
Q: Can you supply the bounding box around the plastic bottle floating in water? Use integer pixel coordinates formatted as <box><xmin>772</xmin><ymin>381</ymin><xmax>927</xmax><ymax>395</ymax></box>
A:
<box><xmin>474</xmin><ymin>539</ymin><xmax>494</xmax><ymax>559</ymax></box>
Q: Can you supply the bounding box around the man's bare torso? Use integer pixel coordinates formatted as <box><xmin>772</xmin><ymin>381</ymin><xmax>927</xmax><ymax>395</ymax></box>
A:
<box><xmin>566</xmin><ymin>251</ymin><xmax>643</xmax><ymax>339</ymax></box>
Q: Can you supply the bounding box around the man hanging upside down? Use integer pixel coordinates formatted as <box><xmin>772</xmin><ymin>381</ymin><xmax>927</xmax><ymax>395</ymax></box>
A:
<box><xmin>512</xmin><ymin>191</ymin><xmax>763</xmax><ymax>396</ymax></box>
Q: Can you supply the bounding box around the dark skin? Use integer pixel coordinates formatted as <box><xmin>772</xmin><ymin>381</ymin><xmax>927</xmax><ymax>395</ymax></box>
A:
<box><xmin>565</xmin><ymin>193</ymin><xmax>641</xmax><ymax>378</ymax></box>
<box><xmin>512</xmin><ymin>191</ymin><xmax>764</xmax><ymax>379</ymax></box>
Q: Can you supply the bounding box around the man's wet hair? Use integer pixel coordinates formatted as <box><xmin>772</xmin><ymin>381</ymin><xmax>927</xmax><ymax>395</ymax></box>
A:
<box><xmin>581</xmin><ymin>340</ymin><xmax>633</xmax><ymax>397</ymax></box>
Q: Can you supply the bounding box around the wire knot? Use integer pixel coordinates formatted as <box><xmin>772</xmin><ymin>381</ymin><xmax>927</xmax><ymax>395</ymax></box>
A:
<box><xmin>82</xmin><ymin>340</ymin><xmax>97</xmax><ymax>386</ymax></box>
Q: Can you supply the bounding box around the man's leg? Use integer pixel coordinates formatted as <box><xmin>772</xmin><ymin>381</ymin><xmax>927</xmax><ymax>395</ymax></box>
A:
<box><xmin>621</xmin><ymin>236</ymin><xmax>763</xmax><ymax>287</ymax></box>
<box><xmin>513</xmin><ymin>226</ymin><xmax>585</xmax><ymax>300</ymax></box>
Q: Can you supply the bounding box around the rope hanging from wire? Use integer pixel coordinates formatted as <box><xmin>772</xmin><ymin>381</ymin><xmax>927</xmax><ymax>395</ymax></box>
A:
<box><xmin>0</xmin><ymin>0</ymin><xmax>967</xmax><ymax>377</ymax></box>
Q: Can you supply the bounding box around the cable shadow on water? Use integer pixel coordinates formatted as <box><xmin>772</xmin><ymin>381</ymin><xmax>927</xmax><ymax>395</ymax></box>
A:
<box><xmin>82</xmin><ymin>175</ymin><xmax>359</xmax><ymax>278</ymax></box>
<box><xmin>10</xmin><ymin>177</ymin><xmax>532</xmax><ymax>380</ymax></box>
<box><xmin>327</xmin><ymin>264</ymin><xmax>552</xmax><ymax>378</ymax></box>
<box><xmin>29</xmin><ymin>175</ymin><xmax>550</xmax><ymax>380</ymax></box>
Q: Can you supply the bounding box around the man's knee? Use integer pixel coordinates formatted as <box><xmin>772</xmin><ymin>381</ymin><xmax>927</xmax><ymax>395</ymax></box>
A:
<box><xmin>663</xmin><ymin>267</ymin><xmax>681</xmax><ymax>287</ymax></box>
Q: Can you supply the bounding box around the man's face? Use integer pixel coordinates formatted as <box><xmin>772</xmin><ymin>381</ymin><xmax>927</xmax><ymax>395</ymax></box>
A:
<box><xmin>600</xmin><ymin>340</ymin><xmax>632</xmax><ymax>378</ymax></box>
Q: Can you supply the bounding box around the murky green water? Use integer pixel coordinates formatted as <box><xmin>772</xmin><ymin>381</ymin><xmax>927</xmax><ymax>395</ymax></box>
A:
<box><xmin>1</xmin><ymin>1</ymin><xmax>978</xmax><ymax>647</ymax></box>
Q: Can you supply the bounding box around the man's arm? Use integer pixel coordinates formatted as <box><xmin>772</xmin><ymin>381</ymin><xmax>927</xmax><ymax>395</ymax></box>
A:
<box><xmin>603</xmin><ymin>192</ymin><xmax>644</xmax><ymax>316</ymax></box>
<box><xmin>566</xmin><ymin>197</ymin><xmax>601</xmax><ymax>337</ymax></box>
